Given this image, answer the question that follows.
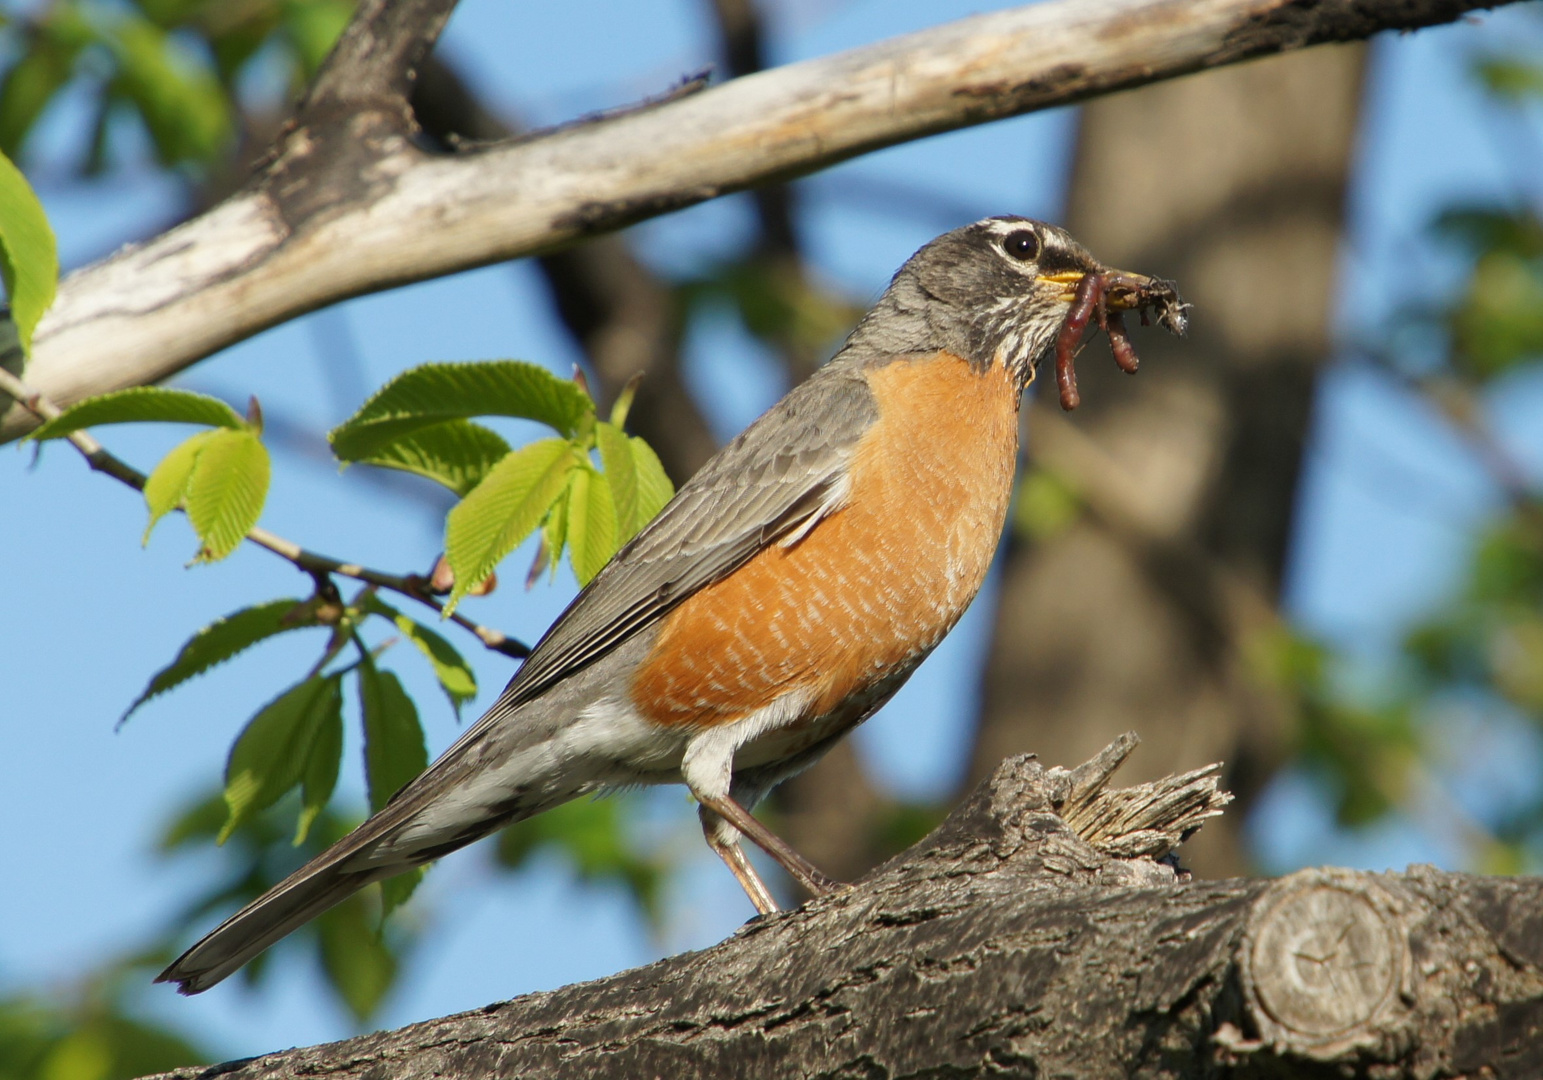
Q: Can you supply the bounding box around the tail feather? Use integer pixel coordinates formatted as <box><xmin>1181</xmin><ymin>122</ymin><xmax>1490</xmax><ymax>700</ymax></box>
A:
<box><xmin>157</xmin><ymin>706</ymin><xmax>572</xmax><ymax>993</ymax></box>
<box><xmin>156</xmin><ymin>860</ymin><xmax>388</xmax><ymax>994</ymax></box>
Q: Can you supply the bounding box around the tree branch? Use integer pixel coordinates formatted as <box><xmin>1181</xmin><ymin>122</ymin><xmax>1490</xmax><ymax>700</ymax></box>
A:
<box><xmin>408</xmin><ymin>56</ymin><xmax>720</xmax><ymax>483</ymax></box>
<box><xmin>2</xmin><ymin>0</ymin><xmax>1518</xmax><ymax>442</ymax></box>
<box><xmin>0</xmin><ymin>367</ymin><xmax>528</xmax><ymax>659</ymax></box>
<box><xmin>140</xmin><ymin>738</ymin><xmax>1542</xmax><ymax>1078</ymax></box>
<box><xmin>299</xmin><ymin>0</ymin><xmax>457</xmax><ymax>114</ymax></box>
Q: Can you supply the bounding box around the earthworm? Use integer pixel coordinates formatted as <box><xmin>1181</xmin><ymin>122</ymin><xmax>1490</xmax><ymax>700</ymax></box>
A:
<box><xmin>1054</xmin><ymin>272</ymin><xmax>1105</xmax><ymax>411</ymax></box>
<box><xmin>1052</xmin><ymin>271</ymin><xmax>1186</xmax><ymax>410</ymax></box>
<box><xmin>1106</xmin><ymin>309</ymin><xmax>1139</xmax><ymax>374</ymax></box>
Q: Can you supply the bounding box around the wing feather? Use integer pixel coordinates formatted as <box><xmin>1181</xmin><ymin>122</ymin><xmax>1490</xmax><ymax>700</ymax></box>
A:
<box><xmin>470</xmin><ymin>365</ymin><xmax>879</xmax><ymax>731</ymax></box>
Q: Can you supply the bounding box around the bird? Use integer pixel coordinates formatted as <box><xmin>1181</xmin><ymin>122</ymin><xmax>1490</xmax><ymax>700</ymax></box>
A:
<box><xmin>157</xmin><ymin>216</ymin><xmax>1180</xmax><ymax>994</ymax></box>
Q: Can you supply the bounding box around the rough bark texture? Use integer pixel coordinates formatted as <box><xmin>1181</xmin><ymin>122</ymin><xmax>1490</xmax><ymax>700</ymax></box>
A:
<box><xmin>2</xmin><ymin>0</ymin><xmax>1519</xmax><ymax>442</ymax></box>
<box><xmin>143</xmin><ymin>740</ymin><xmax>1542</xmax><ymax>1080</ymax></box>
<box><xmin>971</xmin><ymin>44</ymin><xmax>1368</xmax><ymax>876</ymax></box>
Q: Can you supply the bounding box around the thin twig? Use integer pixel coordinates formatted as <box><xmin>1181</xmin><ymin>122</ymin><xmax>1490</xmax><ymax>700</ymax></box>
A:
<box><xmin>0</xmin><ymin>367</ymin><xmax>530</xmax><ymax>659</ymax></box>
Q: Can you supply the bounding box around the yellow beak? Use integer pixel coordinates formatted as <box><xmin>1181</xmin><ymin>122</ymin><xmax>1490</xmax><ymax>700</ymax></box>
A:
<box><xmin>1036</xmin><ymin>269</ymin><xmax>1159</xmax><ymax>308</ymax></box>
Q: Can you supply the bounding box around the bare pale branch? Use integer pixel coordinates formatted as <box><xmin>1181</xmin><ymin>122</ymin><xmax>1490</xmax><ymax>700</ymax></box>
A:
<box><xmin>2</xmin><ymin>0</ymin><xmax>1516</xmax><ymax>442</ymax></box>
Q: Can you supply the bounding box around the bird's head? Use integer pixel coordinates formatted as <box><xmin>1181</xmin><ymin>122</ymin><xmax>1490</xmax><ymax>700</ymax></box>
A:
<box><xmin>878</xmin><ymin>216</ymin><xmax>1183</xmax><ymax>396</ymax></box>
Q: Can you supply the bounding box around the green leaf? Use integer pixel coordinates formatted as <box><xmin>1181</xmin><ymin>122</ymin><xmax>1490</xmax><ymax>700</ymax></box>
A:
<box><xmin>220</xmin><ymin>675</ymin><xmax>343</xmax><ymax>844</ymax></box>
<box><xmin>0</xmin><ymin>8</ymin><xmax>94</xmax><ymax>161</ymax></box>
<box><xmin>295</xmin><ymin>680</ymin><xmax>344</xmax><ymax>845</ymax></box>
<box><xmin>1013</xmin><ymin>467</ymin><xmax>1082</xmax><ymax>541</ymax></box>
<box><xmin>357</xmin><ymin>659</ymin><xmax>428</xmax><ymax>814</ymax></box>
<box><xmin>378</xmin><ymin>867</ymin><xmax>425</xmax><ymax>923</ymax></box>
<box><xmin>444</xmin><ymin>438</ymin><xmax>578</xmax><ymax>613</ymax></box>
<box><xmin>329</xmin><ymin>360</ymin><xmax>594</xmax><ymax>460</ymax></box>
<box><xmin>1434</xmin><ymin>207</ymin><xmax>1543</xmax><ymax>260</ymax></box>
<box><xmin>360</xmin><ymin>595</ymin><xmax>477</xmax><ymax>714</ymax></box>
<box><xmin>27</xmin><ymin>386</ymin><xmax>244</xmax><ymax>441</ymax></box>
<box><xmin>104</xmin><ymin>13</ymin><xmax>232</xmax><ymax>167</ymax></box>
<box><xmin>354</xmin><ymin>659</ymin><xmax>429</xmax><ymax>919</ymax></box>
<box><xmin>142</xmin><ymin>429</ymin><xmax>216</xmax><ymax>543</ymax></box>
<box><xmin>317</xmin><ymin>894</ymin><xmax>397</xmax><ymax>1022</ymax></box>
<box><xmin>496</xmin><ymin>795</ymin><xmax>665</xmax><ymax>926</ymax></box>
<box><xmin>1450</xmin><ymin>252</ymin><xmax>1543</xmax><ymax>380</ymax></box>
<box><xmin>538</xmin><ymin>471</ymin><xmax>571</xmax><ymax>583</ymax></box>
<box><xmin>565</xmin><ymin>465</ymin><xmax>617</xmax><ymax>586</ymax></box>
<box><xmin>349</xmin><ymin>418</ymin><xmax>511</xmax><ymax>497</ymax></box>
<box><xmin>630</xmin><ymin>435</ymin><xmax>674</xmax><ymax>527</ymax></box>
<box><xmin>121</xmin><ymin>598</ymin><xmax>318</xmax><ymax>722</ymax></box>
<box><xmin>185</xmin><ymin>427</ymin><xmax>270</xmax><ymax>561</ymax></box>
<box><xmin>596</xmin><ymin>421</ymin><xmax>640</xmax><ymax>540</ymax></box>
<box><xmin>608</xmin><ymin>374</ymin><xmax>641</xmax><ymax>428</ymax></box>
<box><xmin>1470</xmin><ymin>519</ymin><xmax>1543</xmax><ymax>605</ymax></box>
<box><xmin>281</xmin><ymin>0</ymin><xmax>355</xmax><ymax>77</ymax></box>
<box><xmin>1474</xmin><ymin>56</ymin><xmax>1543</xmax><ymax>101</ymax></box>
<box><xmin>0</xmin><ymin>148</ymin><xmax>56</xmax><ymax>353</ymax></box>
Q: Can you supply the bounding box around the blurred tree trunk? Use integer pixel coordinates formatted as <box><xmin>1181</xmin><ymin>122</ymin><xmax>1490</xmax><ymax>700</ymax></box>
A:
<box><xmin>967</xmin><ymin>46</ymin><xmax>1367</xmax><ymax>875</ymax></box>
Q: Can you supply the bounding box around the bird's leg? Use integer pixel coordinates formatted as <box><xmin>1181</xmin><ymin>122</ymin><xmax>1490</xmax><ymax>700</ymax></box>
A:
<box><xmin>698</xmin><ymin>804</ymin><xmax>779</xmax><ymax>914</ymax></box>
<box><xmin>696</xmin><ymin>792</ymin><xmax>844</xmax><ymax>899</ymax></box>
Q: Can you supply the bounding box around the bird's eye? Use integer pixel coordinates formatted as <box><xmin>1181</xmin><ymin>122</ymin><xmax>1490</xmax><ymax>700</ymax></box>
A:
<box><xmin>1003</xmin><ymin>229</ymin><xmax>1040</xmax><ymax>261</ymax></box>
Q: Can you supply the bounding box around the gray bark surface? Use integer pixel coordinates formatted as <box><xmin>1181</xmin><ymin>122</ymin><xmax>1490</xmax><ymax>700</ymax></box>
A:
<box><xmin>144</xmin><ymin>739</ymin><xmax>1542</xmax><ymax>1079</ymax></box>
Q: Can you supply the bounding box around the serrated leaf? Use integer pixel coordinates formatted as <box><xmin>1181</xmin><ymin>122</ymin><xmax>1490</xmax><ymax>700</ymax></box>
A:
<box><xmin>220</xmin><ymin>675</ymin><xmax>343</xmax><ymax>844</ymax></box>
<box><xmin>122</xmin><ymin>598</ymin><xmax>318</xmax><ymax>723</ymax></box>
<box><xmin>630</xmin><ymin>436</ymin><xmax>674</xmax><ymax>527</ymax></box>
<box><xmin>565</xmin><ymin>465</ymin><xmax>617</xmax><ymax>586</ymax></box>
<box><xmin>142</xmin><ymin>429</ymin><xmax>216</xmax><ymax>543</ymax></box>
<box><xmin>360</xmin><ymin>595</ymin><xmax>477</xmax><ymax>715</ymax></box>
<box><xmin>358</xmin><ymin>659</ymin><xmax>428</xmax><ymax>814</ymax></box>
<box><xmin>0</xmin><ymin>148</ymin><xmax>55</xmax><ymax>353</ymax></box>
<box><xmin>350</xmin><ymin>418</ymin><xmax>511</xmax><ymax>497</ymax></box>
<box><xmin>444</xmin><ymin>438</ymin><xmax>577</xmax><ymax>613</ymax></box>
<box><xmin>185</xmin><ymin>427</ymin><xmax>270</xmax><ymax>562</ymax></box>
<box><xmin>295</xmin><ymin>682</ymin><xmax>344</xmax><ymax>845</ymax></box>
<box><xmin>317</xmin><ymin>893</ymin><xmax>397</xmax><ymax>1022</ymax></box>
<box><xmin>27</xmin><ymin>386</ymin><xmax>244</xmax><ymax>441</ymax></box>
<box><xmin>596</xmin><ymin>421</ymin><xmax>640</xmax><ymax>540</ymax></box>
<box><xmin>329</xmin><ymin>360</ymin><xmax>594</xmax><ymax>460</ymax></box>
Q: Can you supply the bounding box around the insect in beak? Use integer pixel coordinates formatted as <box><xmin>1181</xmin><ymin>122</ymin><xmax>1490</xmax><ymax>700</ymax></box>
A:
<box><xmin>1037</xmin><ymin>269</ymin><xmax>1188</xmax><ymax>411</ymax></box>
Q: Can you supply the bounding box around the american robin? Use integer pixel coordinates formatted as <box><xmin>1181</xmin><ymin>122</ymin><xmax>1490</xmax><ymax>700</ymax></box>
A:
<box><xmin>157</xmin><ymin>216</ymin><xmax>1180</xmax><ymax>994</ymax></box>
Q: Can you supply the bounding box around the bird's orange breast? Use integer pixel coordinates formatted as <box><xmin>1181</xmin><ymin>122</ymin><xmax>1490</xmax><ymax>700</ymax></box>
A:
<box><xmin>631</xmin><ymin>352</ymin><xmax>1020</xmax><ymax>729</ymax></box>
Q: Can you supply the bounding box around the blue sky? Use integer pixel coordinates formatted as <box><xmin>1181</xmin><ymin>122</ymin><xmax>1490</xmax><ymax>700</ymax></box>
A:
<box><xmin>3</xmin><ymin>0</ymin><xmax>1543</xmax><ymax>1060</ymax></box>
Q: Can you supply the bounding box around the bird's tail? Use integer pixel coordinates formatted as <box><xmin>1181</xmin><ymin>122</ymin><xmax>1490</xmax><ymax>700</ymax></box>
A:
<box><xmin>157</xmin><ymin>704</ymin><xmax>576</xmax><ymax>993</ymax></box>
<box><xmin>156</xmin><ymin>858</ymin><xmax>388</xmax><ymax>994</ymax></box>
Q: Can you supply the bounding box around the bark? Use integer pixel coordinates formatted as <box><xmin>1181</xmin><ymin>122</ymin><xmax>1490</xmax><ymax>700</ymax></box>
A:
<box><xmin>2</xmin><ymin>0</ymin><xmax>1518</xmax><ymax>442</ymax></box>
<box><xmin>970</xmin><ymin>44</ymin><xmax>1368</xmax><ymax>875</ymax></box>
<box><xmin>142</xmin><ymin>738</ymin><xmax>1543</xmax><ymax>1079</ymax></box>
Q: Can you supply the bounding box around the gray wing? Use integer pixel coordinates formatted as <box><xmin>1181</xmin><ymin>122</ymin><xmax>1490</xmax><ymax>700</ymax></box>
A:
<box><xmin>470</xmin><ymin>363</ymin><xmax>880</xmax><ymax>730</ymax></box>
